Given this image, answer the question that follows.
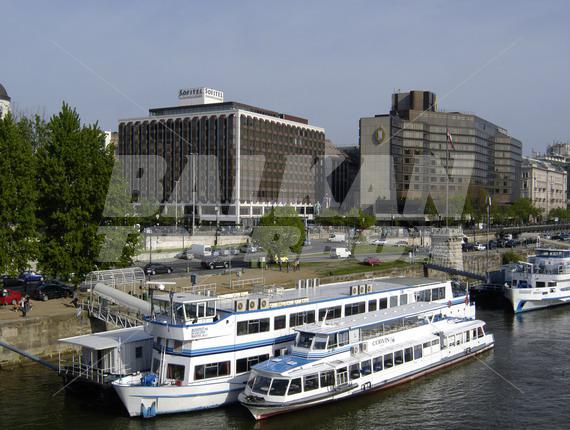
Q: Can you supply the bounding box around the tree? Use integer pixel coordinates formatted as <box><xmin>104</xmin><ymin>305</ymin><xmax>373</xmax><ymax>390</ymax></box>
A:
<box><xmin>252</xmin><ymin>206</ymin><xmax>306</xmax><ymax>258</ymax></box>
<box><xmin>36</xmin><ymin>103</ymin><xmax>115</xmax><ymax>282</ymax></box>
<box><xmin>424</xmin><ymin>195</ymin><xmax>438</xmax><ymax>217</ymax></box>
<box><xmin>0</xmin><ymin>113</ymin><xmax>37</xmax><ymax>274</ymax></box>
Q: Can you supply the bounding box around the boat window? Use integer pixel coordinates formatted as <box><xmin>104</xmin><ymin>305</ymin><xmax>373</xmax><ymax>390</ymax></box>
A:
<box><xmin>287</xmin><ymin>378</ymin><xmax>302</xmax><ymax>395</ymax></box>
<box><xmin>384</xmin><ymin>353</ymin><xmax>393</xmax><ymax>368</ymax></box>
<box><xmin>432</xmin><ymin>287</ymin><xmax>446</xmax><ymax>300</ymax></box>
<box><xmin>379</xmin><ymin>298</ymin><xmax>388</xmax><ymax>309</ymax></box>
<box><xmin>327</xmin><ymin>334</ymin><xmax>338</xmax><ymax>349</ymax></box>
<box><xmin>290</xmin><ymin>311</ymin><xmax>316</xmax><ymax>327</ymax></box>
<box><xmin>252</xmin><ymin>375</ymin><xmax>272</xmax><ymax>395</ymax></box>
<box><xmin>166</xmin><ymin>364</ymin><xmax>185</xmax><ymax>380</ymax></box>
<box><xmin>345</xmin><ymin>301</ymin><xmax>366</xmax><ymax>316</ymax></box>
<box><xmin>548</xmin><ymin>282</ymin><xmax>557</xmax><ymax>287</ymax></box>
<box><xmin>448</xmin><ymin>335</ymin><xmax>456</xmax><ymax>347</ymax></box>
<box><xmin>350</xmin><ymin>363</ymin><xmax>360</xmax><ymax>380</ymax></box>
<box><xmin>247</xmin><ymin>376</ymin><xmax>255</xmax><ymax>389</ymax></box>
<box><xmin>175</xmin><ymin>304</ymin><xmax>185</xmax><ymax>322</ymax></box>
<box><xmin>414</xmin><ymin>345</ymin><xmax>422</xmax><ymax>359</ymax></box>
<box><xmin>389</xmin><ymin>296</ymin><xmax>398</xmax><ymax>308</ymax></box>
<box><xmin>338</xmin><ymin>331</ymin><xmax>349</xmax><ymax>347</ymax></box>
<box><xmin>237</xmin><ymin>318</ymin><xmax>270</xmax><ymax>336</ymax></box>
<box><xmin>194</xmin><ymin>361</ymin><xmax>230</xmax><ymax>380</ymax></box>
<box><xmin>184</xmin><ymin>303</ymin><xmax>197</xmax><ymax>320</ymax></box>
<box><xmin>394</xmin><ymin>350</ymin><xmax>404</xmax><ymax>365</ymax></box>
<box><xmin>361</xmin><ymin>359</ymin><xmax>372</xmax><ymax>376</ymax></box>
<box><xmin>236</xmin><ymin>354</ymin><xmax>270</xmax><ymax>373</ymax></box>
<box><xmin>478</xmin><ymin>326</ymin><xmax>485</xmax><ymax>338</ymax></box>
<box><xmin>298</xmin><ymin>332</ymin><xmax>315</xmax><ymax>348</ymax></box>
<box><xmin>206</xmin><ymin>305</ymin><xmax>216</xmax><ymax>317</ymax></box>
<box><xmin>304</xmin><ymin>374</ymin><xmax>319</xmax><ymax>391</ymax></box>
<box><xmin>422</xmin><ymin>342</ymin><xmax>430</xmax><ymax>349</ymax></box>
<box><xmin>431</xmin><ymin>339</ymin><xmax>438</xmax><ymax>347</ymax></box>
<box><xmin>269</xmin><ymin>378</ymin><xmax>289</xmax><ymax>396</ymax></box>
<box><xmin>456</xmin><ymin>333</ymin><xmax>463</xmax><ymax>345</ymax></box>
<box><xmin>536</xmin><ymin>281</ymin><xmax>545</xmax><ymax>288</ymax></box>
<box><xmin>415</xmin><ymin>289</ymin><xmax>431</xmax><ymax>302</ymax></box>
<box><xmin>466</xmin><ymin>330</ymin><xmax>470</xmax><ymax>342</ymax></box>
<box><xmin>320</xmin><ymin>370</ymin><xmax>335</xmax><ymax>387</ymax></box>
<box><xmin>400</xmin><ymin>294</ymin><xmax>408</xmax><ymax>305</ymax></box>
<box><xmin>274</xmin><ymin>315</ymin><xmax>286</xmax><ymax>330</ymax></box>
<box><xmin>404</xmin><ymin>347</ymin><xmax>413</xmax><ymax>362</ymax></box>
<box><xmin>313</xmin><ymin>335</ymin><xmax>328</xmax><ymax>350</ymax></box>
<box><xmin>152</xmin><ymin>358</ymin><xmax>160</xmax><ymax>373</ymax></box>
<box><xmin>373</xmin><ymin>356</ymin><xmax>383</xmax><ymax>372</ymax></box>
<box><xmin>318</xmin><ymin>306</ymin><xmax>342</xmax><ymax>321</ymax></box>
<box><xmin>368</xmin><ymin>300</ymin><xmax>377</xmax><ymax>312</ymax></box>
<box><xmin>472</xmin><ymin>329</ymin><xmax>477</xmax><ymax>339</ymax></box>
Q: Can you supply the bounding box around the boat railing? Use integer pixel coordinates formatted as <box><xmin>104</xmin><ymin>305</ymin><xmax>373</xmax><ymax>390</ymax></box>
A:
<box><xmin>59</xmin><ymin>354</ymin><xmax>129</xmax><ymax>384</ymax></box>
<box><xmin>360</xmin><ymin>318</ymin><xmax>427</xmax><ymax>341</ymax></box>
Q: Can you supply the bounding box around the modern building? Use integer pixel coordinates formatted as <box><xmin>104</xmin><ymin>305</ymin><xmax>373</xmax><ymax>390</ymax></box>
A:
<box><xmin>0</xmin><ymin>83</ymin><xmax>11</xmax><ymax>119</ymax></box>
<box><xmin>521</xmin><ymin>157</ymin><xmax>567</xmax><ymax>214</ymax></box>
<box><xmin>323</xmin><ymin>140</ymin><xmax>359</xmax><ymax>210</ymax></box>
<box><xmin>359</xmin><ymin>90</ymin><xmax>522</xmax><ymax>220</ymax></box>
<box><xmin>118</xmin><ymin>87</ymin><xmax>326</xmax><ymax>225</ymax></box>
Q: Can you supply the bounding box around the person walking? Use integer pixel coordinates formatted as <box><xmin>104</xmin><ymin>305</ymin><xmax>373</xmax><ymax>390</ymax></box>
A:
<box><xmin>71</xmin><ymin>287</ymin><xmax>79</xmax><ymax>308</ymax></box>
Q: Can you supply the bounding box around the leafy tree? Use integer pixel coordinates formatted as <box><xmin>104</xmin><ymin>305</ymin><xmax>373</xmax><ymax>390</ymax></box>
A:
<box><xmin>502</xmin><ymin>251</ymin><xmax>523</xmax><ymax>265</ymax></box>
<box><xmin>36</xmin><ymin>103</ymin><xmax>114</xmax><ymax>282</ymax></box>
<box><xmin>424</xmin><ymin>195</ymin><xmax>438</xmax><ymax>217</ymax></box>
<box><xmin>0</xmin><ymin>114</ymin><xmax>37</xmax><ymax>274</ymax></box>
<box><xmin>252</xmin><ymin>206</ymin><xmax>305</xmax><ymax>258</ymax></box>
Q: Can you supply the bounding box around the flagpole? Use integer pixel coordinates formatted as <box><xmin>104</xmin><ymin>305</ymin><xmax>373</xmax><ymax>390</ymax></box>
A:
<box><xmin>445</xmin><ymin>116</ymin><xmax>449</xmax><ymax>228</ymax></box>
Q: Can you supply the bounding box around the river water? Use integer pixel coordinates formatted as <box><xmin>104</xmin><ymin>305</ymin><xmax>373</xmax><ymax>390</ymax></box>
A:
<box><xmin>1</xmin><ymin>307</ymin><xmax>570</xmax><ymax>429</ymax></box>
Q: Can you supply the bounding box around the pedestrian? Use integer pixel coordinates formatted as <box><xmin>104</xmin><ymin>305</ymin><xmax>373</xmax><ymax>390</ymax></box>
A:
<box><xmin>71</xmin><ymin>287</ymin><xmax>79</xmax><ymax>308</ymax></box>
<box><xmin>296</xmin><ymin>258</ymin><xmax>301</xmax><ymax>271</ymax></box>
<box><xmin>20</xmin><ymin>296</ymin><xmax>28</xmax><ymax>317</ymax></box>
<box><xmin>286</xmin><ymin>261</ymin><xmax>290</xmax><ymax>272</ymax></box>
<box><xmin>278</xmin><ymin>260</ymin><xmax>282</xmax><ymax>272</ymax></box>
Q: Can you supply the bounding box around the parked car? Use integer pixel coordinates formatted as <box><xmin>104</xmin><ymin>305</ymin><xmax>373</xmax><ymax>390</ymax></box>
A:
<box><xmin>474</xmin><ymin>242</ymin><xmax>486</xmax><ymax>251</ymax></box>
<box><xmin>2</xmin><ymin>275</ymin><xmax>26</xmax><ymax>289</ymax></box>
<box><xmin>395</xmin><ymin>240</ymin><xmax>409</xmax><ymax>247</ymax></box>
<box><xmin>143</xmin><ymin>262</ymin><xmax>173</xmax><ymax>275</ymax></box>
<box><xmin>462</xmin><ymin>242</ymin><xmax>476</xmax><ymax>252</ymax></box>
<box><xmin>200</xmin><ymin>258</ymin><xmax>229</xmax><ymax>270</ymax></box>
<box><xmin>32</xmin><ymin>282</ymin><xmax>73</xmax><ymax>301</ymax></box>
<box><xmin>488</xmin><ymin>240</ymin><xmax>498</xmax><ymax>249</ymax></box>
<box><xmin>240</xmin><ymin>245</ymin><xmax>258</xmax><ymax>254</ymax></box>
<box><xmin>364</xmin><ymin>257</ymin><xmax>381</xmax><ymax>266</ymax></box>
<box><xmin>330</xmin><ymin>247</ymin><xmax>351</xmax><ymax>258</ymax></box>
<box><xmin>369</xmin><ymin>238</ymin><xmax>387</xmax><ymax>246</ymax></box>
<box><xmin>175</xmin><ymin>250</ymin><xmax>194</xmax><ymax>260</ymax></box>
<box><xmin>0</xmin><ymin>288</ymin><xmax>22</xmax><ymax>305</ymax></box>
<box><xmin>18</xmin><ymin>271</ymin><xmax>44</xmax><ymax>283</ymax></box>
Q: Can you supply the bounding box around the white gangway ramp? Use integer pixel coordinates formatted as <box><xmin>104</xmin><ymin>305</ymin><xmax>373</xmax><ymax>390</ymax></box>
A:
<box><xmin>92</xmin><ymin>282</ymin><xmax>152</xmax><ymax>315</ymax></box>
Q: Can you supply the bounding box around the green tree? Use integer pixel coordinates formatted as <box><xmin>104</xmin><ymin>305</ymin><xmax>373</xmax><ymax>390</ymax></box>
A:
<box><xmin>252</xmin><ymin>206</ymin><xmax>306</xmax><ymax>258</ymax></box>
<box><xmin>502</xmin><ymin>250</ymin><xmax>523</xmax><ymax>265</ymax></box>
<box><xmin>36</xmin><ymin>103</ymin><xmax>114</xmax><ymax>282</ymax></box>
<box><xmin>0</xmin><ymin>114</ymin><xmax>37</xmax><ymax>274</ymax></box>
<box><xmin>424</xmin><ymin>195</ymin><xmax>438</xmax><ymax>217</ymax></box>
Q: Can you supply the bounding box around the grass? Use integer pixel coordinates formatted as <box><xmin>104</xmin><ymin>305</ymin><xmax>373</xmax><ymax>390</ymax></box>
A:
<box><xmin>304</xmin><ymin>259</ymin><xmax>412</xmax><ymax>277</ymax></box>
<box><xmin>352</xmin><ymin>244</ymin><xmax>410</xmax><ymax>255</ymax></box>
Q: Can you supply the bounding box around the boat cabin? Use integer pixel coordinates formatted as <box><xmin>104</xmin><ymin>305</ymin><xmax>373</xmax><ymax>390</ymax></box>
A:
<box><xmin>151</xmin><ymin>293</ymin><xmax>218</xmax><ymax>325</ymax></box>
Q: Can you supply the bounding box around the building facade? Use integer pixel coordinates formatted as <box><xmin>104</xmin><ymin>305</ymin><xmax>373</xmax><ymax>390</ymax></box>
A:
<box><xmin>521</xmin><ymin>157</ymin><xmax>567</xmax><ymax>214</ymax></box>
<box><xmin>118</xmin><ymin>88</ymin><xmax>325</xmax><ymax>225</ymax></box>
<box><xmin>323</xmin><ymin>140</ymin><xmax>359</xmax><ymax>210</ymax></box>
<box><xmin>359</xmin><ymin>90</ymin><xmax>522</xmax><ymax>219</ymax></box>
<box><xmin>0</xmin><ymin>83</ymin><xmax>11</xmax><ymax>119</ymax></box>
<box><xmin>539</xmin><ymin>142</ymin><xmax>570</xmax><ymax>203</ymax></box>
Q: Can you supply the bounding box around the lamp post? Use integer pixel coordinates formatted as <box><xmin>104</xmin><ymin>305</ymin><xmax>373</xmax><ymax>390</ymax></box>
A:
<box><xmin>214</xmin><ymin>206</ymin><xmax>220</xmax><ymax>247</ymax></box>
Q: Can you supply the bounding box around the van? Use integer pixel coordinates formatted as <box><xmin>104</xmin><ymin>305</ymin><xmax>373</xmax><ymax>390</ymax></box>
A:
<box><xmin>330</xmin><ymin>247</ymin><xmax>351</xmax><ymax>258</ymax></box>
<box><xmin>190</xmin><ymin>243</ymin><xmax>212</xmax><ymax>257</ymax></box>
<box><xmin>328</xmin><ymin>233</ymin><xmax>346</xmax><ymax>243</ymax></box>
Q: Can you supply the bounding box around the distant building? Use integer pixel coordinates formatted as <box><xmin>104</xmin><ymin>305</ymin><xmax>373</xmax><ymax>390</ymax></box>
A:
<box><xmin>0</xmin><ymin>83</ymin><xmax>11</xmax><ymax>119</ymax></box>
<box><xmin>323</xmin><ymin>140</ymin><xmax>359</xmax><ymax>210</ymax></box>
<box><xmin>359</xmin><ymin>90</ymin><xmax>522</xmax><ymax>220</ymax></box>
<box><xmin>539</xmin><ymin>142</ymin><xmax>570</xmax><ymax>203</ymax></box>
<box><xmin>521</xmin><ymin>157</ymin><xmax>567</xmax><ymax>214</ymax></box>
<box><xmin>118</xmin><ymin>87</ymin><xmax>325</xmax><ymax>225</ymax></box>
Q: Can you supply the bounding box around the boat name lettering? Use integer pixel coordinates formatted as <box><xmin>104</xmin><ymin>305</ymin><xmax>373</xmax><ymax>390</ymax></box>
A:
<box><xmin>191</xmin><ymin>327</ymin><xmax>208</xmax><ymax>338</ymax></box>
<box><xmin>372</xmin><ymin>337</ymin><xmax>395</xmax><ymax>346</ymax></box>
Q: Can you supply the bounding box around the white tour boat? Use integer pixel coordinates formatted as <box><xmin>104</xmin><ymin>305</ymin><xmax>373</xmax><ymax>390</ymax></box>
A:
<box><xmin>239</xmin><ymin>302</ymin><xmax>494</xmax><ymax>420</ymax></box>
<box><xmin>113</xmin><ymin>277</ymin><xmax>473</xmax><ymax>417</ymax></box>
<box><xmin>504</xmin><ymin>248</ymin><xmax>570</xmax><ymax>313</ymax></box>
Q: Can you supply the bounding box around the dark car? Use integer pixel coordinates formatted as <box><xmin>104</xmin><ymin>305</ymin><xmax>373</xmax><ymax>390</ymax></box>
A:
<box><xmin>19</xmin><ymin>271</ymin><xmax>45</xmax><ymax>283</ymax></box>
<box><xmin>462</xmin><ymin>242</ymin><xmax>475</xmax><ymax>252</ymax></box>
<box><xmin>201</xmin><ymin>258</ymin><xmax>229</xmax><ymax>270</ymax></box>
<box><xmin>144</xmin><ymin>263</ymin><xmax>173</xmax><ymax>275</ymax></box>
<box><xmin>32</xmin><ymin>282</ymin><xmax>74</xmax><ymax>301</ymax></box>
<box><xmin>487</xmin><ymin>240</ymin><xmax>498</xmax><ymax>249</ymax></box>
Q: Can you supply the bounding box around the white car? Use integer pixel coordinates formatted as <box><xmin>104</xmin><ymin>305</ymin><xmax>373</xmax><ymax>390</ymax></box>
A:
<box><xmin>474</xmin><ymin>243</ymin><xmax>486</xmax><ymax>251</ymax></box>
<box><xmin>369</xmin><ymin>238</ymin><xmax>387</xmax><ymax>246</ymax></box>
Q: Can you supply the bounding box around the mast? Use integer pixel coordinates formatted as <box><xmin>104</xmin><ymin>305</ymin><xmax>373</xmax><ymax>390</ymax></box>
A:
<box><xmin>445</xmin><ymin>114</ymin><xmax>449</xmax><ymax>227</ymax></box>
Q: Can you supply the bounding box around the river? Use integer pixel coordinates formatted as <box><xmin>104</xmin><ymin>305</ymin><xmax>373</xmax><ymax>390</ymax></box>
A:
<box><xmin>1</xmin><ymin>307</ymin><xmax>570</xmax><ymax>429</ymax></box>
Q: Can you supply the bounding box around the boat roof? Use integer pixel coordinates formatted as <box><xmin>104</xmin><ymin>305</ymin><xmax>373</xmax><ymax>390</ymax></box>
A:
<box><xmin>154</xmin><ymin>277</ymin><xmax>446</xmax><ymax>310</ymax></box>
<box><xmin>297</xmin><ymin>301</ymin><xmax>447</xmax><ymax>335</ymax></box>
<box><xmin>59</xmin><ymin>326</ymin><xmax>152</xmax><ymax>351</ymax></box>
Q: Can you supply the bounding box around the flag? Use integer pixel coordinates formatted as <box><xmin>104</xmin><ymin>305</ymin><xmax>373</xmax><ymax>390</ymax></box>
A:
<box><xmin>446</xmin><ymin>128</ymin><xmax>455</xmax><ymax>150</ymax></box>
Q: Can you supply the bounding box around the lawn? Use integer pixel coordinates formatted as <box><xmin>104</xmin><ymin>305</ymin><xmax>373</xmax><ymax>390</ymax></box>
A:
<box><xmin>304</xmin><ymin>259</ymin><xmax>412</xmax><ymax>277</ymax></box>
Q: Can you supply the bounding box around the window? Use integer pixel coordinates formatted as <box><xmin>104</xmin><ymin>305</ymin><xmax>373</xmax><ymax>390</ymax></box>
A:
<box><xmin>431</xmin><ymin>287</ymin><xmax>446</xmax><ymax>300</ymax></box>
<box><xmin>313</xmin><ymin>335</ymin><xmax>328</xmax><ymax>350</ymax></box>
<box><xmin>414</xmin><ymin>345</ymin><xmax>423</xmax><ymax>359</ymax></box>
<box><xmin>288</xmin><ymin>378</ymin><xmax>302</xmax><ymax>395</ymax></box>
<box><xmin>379</xmin><ymin>298</ymin><xmax>388</xmax><ymax>309</ymax></box>
<box><xmin>290</xmin><ymin>311</ymin><xmax>315</xmax><ymax>327</ymax></box>
<box><xmin>269</xmin><ymin>378</ymin><xmax>289</xmax><ymax>396</ymax></box>
<box><xmin>194</xmin><ymin>361</ymin><xmax>230</xmax><ymax>380</ymax></box>
<box><xmin>384</xmin><ymin>353</ymin><xmax>393</xmax><ymax>368</ymax></box>
<box><xmin>394</xmin><ymin>350</ymin><xmax>404</xmax><ymax>365</ymax></box>
<box><xmin>368</xmin><ymin>300</ymin><xmax>377</xmax><ymax>312</ymax></box>
<box><xmin>274</xmin><ymin>315</ymin><xmax>286</xmax><ymax>330</ymax></box>
<box><xmin>135</xmin><ymin>346</ymin><xmax>143</xmax><ymax>359</ymax></box>
<box><xmin>373</xmin><ymin>356</ymin><xmax>383</xmax><ymax>372</ymax></box>
<box><xmin>320</xmin><ymin>370</ymin><xmax>335</xmax><ymax>387</ymax></box>
<box><xmin>477</xmin><ymin>327</ymin><xmax>484</xmax><ymax>338</ymax></box>
<box><xmin>350</xmin><ymin>363</ymin><xmax>360</xmax><ymax>380</ymax></box>
<box><xmin>252</xmin><ymin>375</ymin><xmax>272</xmax><ymax>395</ymax></box>
<box><xmin>415</xmin><ymin>289</ymin><xmax>431</xmax><ymax>302</ymax></box>
<box><xmin>152</xmin><ymin>358</ymin><xmax>160</xmax><ymax>373</ymax></box>
<box><xmin>236</xmin><ymin>354</ymin><xmax>270</xmax><ymax>373</ymax></box>
<box><xmin>298</xmin><ymin>332</ymin><xmax>315</xmax><ymax>348</ymax></box>
<box><xmin>345</xmin><ymin>301</ymin><xmax>366</xmax><ymax>316</ymax></box>
<box><xmin>361</xmin><ymin>360</ymin><xmax>372</xmax><ymax>376</ymax></box>
<box><xmin>389</xmin><ymin>296</ymin><xmax>398</xmax><ymax>308</ymax></box>
<box><xmin>304</xmin><ymin>374</ymin><xmax>319</xmax><ymax>391</ymax></box>
<box><xmin>404</xmin><ymin>347</ymin><xmax>413</xmax><ymax>362</ymax></box>
<box><xmin>337</xmin><ymin>331</ymin><xmax>349</xmax><ymax>347</ymax></box>
<box><xmin>237</xmin><ymin>318</ymin><xmax>270</xmax><ymax>335</ymax></box>
<box><xmin>167</xmin><ymin>364</ymin><xmax>185</xmax><ymax>380</ymax></box>
<box><xmin>318</xmin><ymin>306</ymin><xmax>342</xmax><ymax>321</ymax></box>
<box><xmin>400</xmin><ymin>294</ymin><xmax>408</xmax><ymax>305</ymax></box>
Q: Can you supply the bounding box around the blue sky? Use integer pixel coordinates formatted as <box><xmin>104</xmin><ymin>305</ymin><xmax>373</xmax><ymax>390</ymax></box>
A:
<box><xmin>3</xmin><ymin>0</ymin><xmax>569</xmax><ymax>152</ymax></box>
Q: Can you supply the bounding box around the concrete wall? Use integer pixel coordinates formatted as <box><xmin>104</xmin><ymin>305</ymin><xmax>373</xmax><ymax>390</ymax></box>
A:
<box><xmin>0</xmin><ymin>312</ymin><xmax>93</xmax><ymax>367</ymax></box>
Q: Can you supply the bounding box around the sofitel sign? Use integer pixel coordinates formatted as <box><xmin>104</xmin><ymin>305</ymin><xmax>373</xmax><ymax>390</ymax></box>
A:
<box><xmin>178</xmin><ymin>87</ymin><xmax>224</xmax><ymax>100</ymax></box>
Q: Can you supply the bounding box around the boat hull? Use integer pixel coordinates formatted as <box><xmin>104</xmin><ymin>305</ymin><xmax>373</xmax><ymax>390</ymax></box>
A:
<box><xmin>240</xmin><ymin>343</ymin><xmax>494</xmax><ymax>420</ymax></box>
<box><xmin>505</xmin><ymin>288</ymin><xmax>570</xmax><ymax>313</ymax></box>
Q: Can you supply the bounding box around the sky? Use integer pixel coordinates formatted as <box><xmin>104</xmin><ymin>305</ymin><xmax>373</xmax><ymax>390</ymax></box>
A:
<box><xmin>2</xmin><ymin>0</ymin><xmax>570</xmax><ymax>153</ymax></box>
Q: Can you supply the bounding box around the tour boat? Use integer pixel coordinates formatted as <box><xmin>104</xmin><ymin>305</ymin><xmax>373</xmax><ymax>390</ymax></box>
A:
<box><xmin>504</xmin><ymin>248</ymin><xmax>570</xmax><ymax>313</ymax></box>
<box><xmin>239</xmin><ymin>302</ymin><xmax>494</xmax><ymax>420</ymax></box>
<box><xmin>112</xmin><ymin>277</ymin><xmax>473</xmax><ymax>417</ymax></box>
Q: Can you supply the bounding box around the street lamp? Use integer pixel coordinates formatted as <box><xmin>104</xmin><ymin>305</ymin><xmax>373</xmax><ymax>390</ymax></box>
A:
<box><xmin>214</xmin><ymin>206</ymin><xmax>220</xmax><ymax>247</ymax></box>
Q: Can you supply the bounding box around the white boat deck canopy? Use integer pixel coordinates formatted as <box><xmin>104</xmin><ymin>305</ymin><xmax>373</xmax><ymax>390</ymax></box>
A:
<box><xmin>296</xmin><ymin>302</ymin><xmax>448</xmax><ymax>335</ymax></box>
<box><xmin>59</xmin><ymin>326</ymin><xmax>152</xmax><ymax>351</ymax></box>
